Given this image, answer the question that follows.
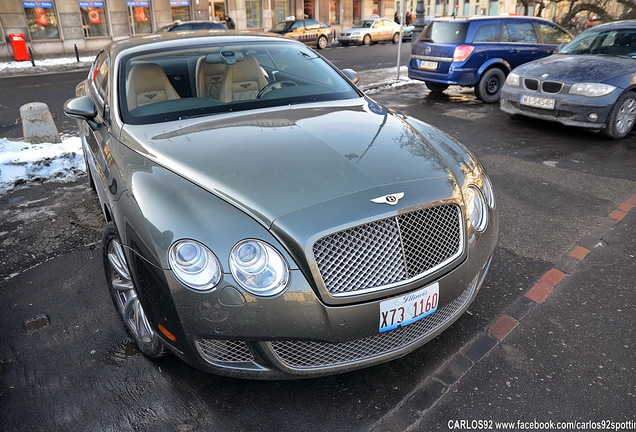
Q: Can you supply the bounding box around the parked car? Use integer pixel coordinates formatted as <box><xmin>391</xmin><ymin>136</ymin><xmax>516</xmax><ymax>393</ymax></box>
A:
<box><xmin>339</xmin><ymin>16</ymin><xmax>402</xmax><ymax>45</ymax></box>
<box><xmin>63</xmin><ymin>31</ymin><xmax>497</xmax><ymax>379</ymax></box>
<box><xmin>501</xmin><ymin>20</ymin><xmax>636</xmax><ymax>139</ymax></box>
<box><xmin>269</xmin><ymin>17</ymin><xmax>334</xmax><ymax>49</ymax></box>
<box><xmin>408</xmin><ymin>16</ymin><xmax>572</xmax><ymax>103</ymax></box>
<box><xmin>156</xmin><ymin>20</ymin><xmax>227</xmax><ymax>33</ymax></box>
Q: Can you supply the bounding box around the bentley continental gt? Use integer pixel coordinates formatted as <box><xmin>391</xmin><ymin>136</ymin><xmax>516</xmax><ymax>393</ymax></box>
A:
<box><xmin>64</xmin><ymin>31</ymin><xmax>498</xmax><ymax>379</ymax></box>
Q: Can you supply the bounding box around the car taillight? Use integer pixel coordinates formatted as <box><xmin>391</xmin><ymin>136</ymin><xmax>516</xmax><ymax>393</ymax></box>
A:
<box><xmin>453</xmin><ymin>45</ymin><xmax>475</xmax><ymax>62</ymax></box>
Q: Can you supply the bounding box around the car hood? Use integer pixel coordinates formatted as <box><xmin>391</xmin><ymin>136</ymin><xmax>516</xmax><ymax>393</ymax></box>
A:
<box><xmin>514</xmin><ymin>54</ymin><xmax>636</xmax><ymax>83</ymax></box>
<box><xmin>120</xmin><ymin>98</ymin><xmax>456</xmax><ymax>226</ymax></box>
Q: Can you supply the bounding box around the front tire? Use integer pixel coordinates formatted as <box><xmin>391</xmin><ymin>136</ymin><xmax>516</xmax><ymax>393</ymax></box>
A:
<box><xmin>103</xmin><ymin>222</ymin><xmax>166</xmax><ymax>358</ymax></box>
<box><xmin>317</xmin><ymin>35</ymin><xmax>328</xmax><ymax>49</ymax></box>
<box><xmin>392</xmin><ymin>32</ymin><xmax>400</xmax><ymax>44</ymax></box>
<box><xmin>602</xmin><ymin>91</ymin><xmax>636</xmax><ymax>139</ymax></box>
<box><xmin>475</xmin><ymin>68</ymin><xmax>506</xmax><ymax>103</ymax></box>
<box><xmin>363</xmin><ymin>34</ymin><xmax>372</xmax><ymax>45</ymax></box>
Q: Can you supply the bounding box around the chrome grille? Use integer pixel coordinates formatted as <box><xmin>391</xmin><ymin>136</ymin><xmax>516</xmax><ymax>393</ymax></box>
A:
<box><xmin>196</xmin><ymin>339</ymin><xmax>254</xmax><ymax>364</ymax></box>
<box><xmin>269</xmin><ymin>274</ymin><xmax>478</xmax><ymax>369</ymax></box>
<box><xmin>312</xmin><ymin>205</ymin><xmax>463</xmax><ymax>296</ymax></box>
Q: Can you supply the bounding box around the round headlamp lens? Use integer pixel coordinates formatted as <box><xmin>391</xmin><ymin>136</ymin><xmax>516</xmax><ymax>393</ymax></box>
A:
<box><xmin>169</xmin><ymin>240</ymin><xmax>221</xmax><ymax>290</ymax></box>
<box><xmin>230</xmin><ymin>240</ymin><xmax>289</xmax><ymax>296</ymax></box>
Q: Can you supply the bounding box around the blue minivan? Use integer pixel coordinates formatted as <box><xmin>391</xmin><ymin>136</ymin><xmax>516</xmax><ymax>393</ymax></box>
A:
<box><xmin>408</xmin><ymin>16</ymin><xmax>571</xmax><ymax>103</ymax></box>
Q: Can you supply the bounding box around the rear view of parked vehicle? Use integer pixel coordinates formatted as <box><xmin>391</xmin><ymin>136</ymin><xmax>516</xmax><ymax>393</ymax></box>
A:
<box><xmin>408</xmin><ymin>16</ymin><xmax>571</xmax><ymax>103</ymax></box>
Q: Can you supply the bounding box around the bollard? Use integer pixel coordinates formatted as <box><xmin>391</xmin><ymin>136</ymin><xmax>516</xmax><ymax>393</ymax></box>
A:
<box><xmin>28</xmin><ymin>47</ymin><xmax>35</xmax><ymax>67</ymax></box>
<box><xmin>75</xmin><ymin>44</ymin><xmax>79</xmax><ymax>62</ymax></box>
<box><xmin>20</xmin><ymin>102</ymin><xmax>61</xmax><ymax>144</ymax></box>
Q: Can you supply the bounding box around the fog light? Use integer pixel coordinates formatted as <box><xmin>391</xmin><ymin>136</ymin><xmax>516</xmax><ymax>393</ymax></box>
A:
<box><xmin>588</xmin><ymin>113</ymin><xmax>599</xmax><ymax>121</ymax></box>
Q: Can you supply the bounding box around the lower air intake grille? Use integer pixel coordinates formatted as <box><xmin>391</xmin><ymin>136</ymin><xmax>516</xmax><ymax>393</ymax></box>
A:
<box><xmin>196</xmin><ymin>339</ymin><xmax>254</xmax><ymax>364</ymax></box>
<box><xmin>269</xmin><ymin>274</ymin><xmax>477</xmax><ymax>369</ymax></box>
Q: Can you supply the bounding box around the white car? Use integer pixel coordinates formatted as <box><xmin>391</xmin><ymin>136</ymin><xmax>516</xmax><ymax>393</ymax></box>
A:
<box><xmin>339</xmin><ymin>17</ymin><xmax>402</xmax><ymax>45</ymax></box>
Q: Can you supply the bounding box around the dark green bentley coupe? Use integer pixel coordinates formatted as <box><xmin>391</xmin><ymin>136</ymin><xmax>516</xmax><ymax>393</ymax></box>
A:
<box><xmin>64</xmin><ymin>31</ymin><xmax>498</xmax><ymax>379</ymax></box>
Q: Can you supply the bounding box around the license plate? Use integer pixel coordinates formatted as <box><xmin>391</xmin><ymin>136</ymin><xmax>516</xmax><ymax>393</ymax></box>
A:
<box><xmin>379</xmin><ymin>283</ymin><xmax>439</xmax><ymax>333</ymax></box>
<box><xmin>520</xmin><ymin>94</ymin><xmax>555</xmax><ymax>110</ymax></box>
<box><xmin>419</xmin><ymin>60</ymin><xmax>438</xmax><ymax>70</ymax></box>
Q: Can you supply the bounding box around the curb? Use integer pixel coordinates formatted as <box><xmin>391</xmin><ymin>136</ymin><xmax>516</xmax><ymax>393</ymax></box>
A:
<box><xmin>369</xmin><ymin>194</ymin><xmax>636</xmax><ymax>432</ymax></box>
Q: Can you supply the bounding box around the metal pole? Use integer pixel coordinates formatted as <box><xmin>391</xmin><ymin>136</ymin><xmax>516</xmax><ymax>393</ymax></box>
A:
<box><xmin>412</xmin><ymin>0</ymin><xmax>426</xmax><ymax>42</ymax></box>
<box><xmin>396</xmin><ymin>0</ymin><xmax>407</xmax><ymax>80</ymax></box>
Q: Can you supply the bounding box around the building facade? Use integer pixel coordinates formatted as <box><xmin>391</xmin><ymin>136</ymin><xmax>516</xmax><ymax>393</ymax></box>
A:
<box><xmin>1</xmin><ymin>0</ymin><xmax>569</xmax><ymax>61</ymax></box>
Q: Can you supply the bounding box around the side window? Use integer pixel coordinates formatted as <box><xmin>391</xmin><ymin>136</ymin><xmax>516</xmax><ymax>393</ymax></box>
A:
<box><xmin>503</xmin><ymin>22</ymin><xmax>538</xmax><ymax>43</ymax></box>
<box><xmin>473</xmin><ymin>23</ymin><xmax>501</xmax><ymax>43</ymax></box>
<box><xmin>538</xmin><ymin>23</ymin><xmax>571</xmax><ymax>45</ymax></box>
<box><xmin>90</xmin><ymin>51</ymin><xmax>109</xmax><ymax>113</ymax></box>
<box><xmin>291</xmin><ymin>21</ymin><xmax>304</xmax><ymax>31</ymax></box>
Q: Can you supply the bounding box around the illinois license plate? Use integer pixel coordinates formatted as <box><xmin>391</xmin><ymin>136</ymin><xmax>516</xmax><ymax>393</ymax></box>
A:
<box><xmin>379</xmin><ymin>283</ymin><xmax>439</xmax><ymax>333</ymax></box>
<box><xmin>419</xmin><ymin>60</ymin><xmax>438</xmax><ymax>70</ymax></box>
<box><xmin>520</xmin><ymin>94</ymin><xmax>555</xmax><ymax>110</ymax></box>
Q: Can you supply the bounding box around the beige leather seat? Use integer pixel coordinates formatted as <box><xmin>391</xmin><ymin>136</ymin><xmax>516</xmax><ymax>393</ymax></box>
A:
<box><xmin>126</xmin><ymin>63</ymin><xmax>180</xmax><ymax>111</ymax></box>
<box><xmin>218</xmin><ymin>55</ymin><xmax>268</xmax><ymax>102</ymax></box>
<box><xmin>195</xmin><ymin>57</ymin><xmax>226</xmax><ymax>100</ymax></box>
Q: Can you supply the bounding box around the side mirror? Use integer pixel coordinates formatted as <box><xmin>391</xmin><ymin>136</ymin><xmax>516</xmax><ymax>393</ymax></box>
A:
<box><xmin>63</xmin><ymin>96</ymin><xmax>97</xmax><ymax>120</ymax></box>
<box><xmin>341</xmin><ymin>68</ymin><xmax>359</xmax><ymax>85</ymax></box>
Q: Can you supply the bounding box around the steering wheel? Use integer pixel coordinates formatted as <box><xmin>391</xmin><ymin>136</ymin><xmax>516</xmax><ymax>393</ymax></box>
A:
<box><xmin>257</xmin><ymin>80</ymin><xmax>297</xmax><ymax>99</ymax></box>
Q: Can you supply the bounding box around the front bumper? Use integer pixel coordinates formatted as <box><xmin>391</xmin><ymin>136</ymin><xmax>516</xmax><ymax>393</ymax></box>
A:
<box><xmin>339</xmin><ymin>33</ymin><xmax>364</xmax><ymax>43</ymax></box>
<box><xmin>500</xmin><ymin>86</ymin><xmax>615</xmax><ymax>129</ymax></box>
<box><xmin>131</xmin><ymin>205</ymin><xmax>498</xmax><ymax>379</ymax></box>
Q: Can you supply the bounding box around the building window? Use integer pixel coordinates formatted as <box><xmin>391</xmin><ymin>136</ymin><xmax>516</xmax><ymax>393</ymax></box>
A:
<box><xmin>127</xmin><ymin>1</ymin><xmax>152</xmax><ymax>35</ymax></box>
<box><xmin>23</xmin><ymin>1</ymin><xmax>60</xmax><ymax>40</ymax></box>
<box><xmin>352</xmin><ymin>0</ymin><xmax>361</xmax><ymax>22</ymax></box>
<box><xmin>245</xmin><ymin>0</ymin><xmax>262</xmax><ymax>28</ymax></box>
<box><xmin>488</xmin><ymin>0</ymin><xmax>498</xmax><ymax>15</ymax></box>
<box><xmin>274</xmin><ymin>0</ymin><xmax>289</xmax><ymax>23</ymax></box>
<box><xmin>79</xmin><ymin>1</ymin><xmax>108</xmax><ymax>37</ymax></box>
<box><xmin>329</xmin><ymin>0</ymin><xmax>339</xmax><ymax>24</ymax></box>
<box><xmin>304</xmin><ymin>0</ymin><xmax>314</xmax><ymax>19</ymax></box>
<box><xmin>463</xmin><ymin>2</ymin><xmax>470</xmax><ymax>16</ymax></box>
<box><xmin>209</xmin><ymin>0</ymin><xmax>225</xmax><ymax>21</ymax></box>
<box><xmin>171</xmin><ymin>1</ymin><xmax>191</xmax><ymax>21</ymax></box>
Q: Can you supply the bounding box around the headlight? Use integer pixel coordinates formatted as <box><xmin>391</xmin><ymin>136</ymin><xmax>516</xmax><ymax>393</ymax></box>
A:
<box><xmin>351</xmin><ymin>32</ymin><xmax>360</xmax><ymax>36</ymax></box>
<box><xmin>465</xmin><ymin>185</ymin><xmax>488</xmax><ymax>232</ymax></box>
<box><xmin>506</xmin><ymin>72</ymin><xmax>520</xmax><ymax>87</ymax></box>
<box><xmin>230</xmin><ymin>239</ymin><xmax>290</xmax><ymax>296</ymax></box>
<box><xmin>169</xmin><ymin>240</ymin><xmax>222</xmax><ymax>290</ymax></box>
<box><xmin>569</xmin><ymin>83</ymin><xmax>616</xmax><ymax>97</ymax></box>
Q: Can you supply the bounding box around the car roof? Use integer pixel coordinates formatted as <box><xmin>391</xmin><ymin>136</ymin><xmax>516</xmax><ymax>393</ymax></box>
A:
<box><xmin>106</xmin><ymin>31</ymin><xmax>293</xmax><ymax>60</ymax></box>
<box><xmin>581</xmin><ymin>19</ymin><xmax>636</xmax><ymax>32</ymax></box>
<box><xmin>430</xmin><ymin>15</ymin><xmax>556</xmax><ymax>24</ymax></box>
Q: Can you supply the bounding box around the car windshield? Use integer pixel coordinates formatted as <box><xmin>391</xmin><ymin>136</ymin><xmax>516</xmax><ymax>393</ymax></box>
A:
<box><xmin>352</xmin><ymin>20</ymin><xmax>374</xmax><ymax>28</ymax></box>
<box><xmin>418</xmin><ymin>21</ymin><xmax>469</xmax><ymax>43</ymax></box>
<box><xmin>119</xmin><ymin>41</ymin><xmax>361</xmax><ymax>125</ymax></box>
<box><xmin>271</xmin><ymin>21</ymin><xmax>294</xmax><ymax>32</ymax></box>
<box><xmin>560</xmin><ymin>28</ymin><xmax>636</xmax><ymax>58</ymax></box>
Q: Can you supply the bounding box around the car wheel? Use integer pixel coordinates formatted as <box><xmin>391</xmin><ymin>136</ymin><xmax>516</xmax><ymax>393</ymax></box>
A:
<box><xmin>103</xmin><ymin>222</ymin><xmax>167</xmax><ymax>358</ymax></box>
<box><xmin>363</xmin><ymin>34</ymin><xmax>372</xmax><ymax>45</ymax></box>
<box><xmin>425</xmin><ymin>81</ymin><xmax>450</xmax><ymax>93</ymax></box>
<box><xmin>475</xmin><ymin>68</ymin><xmax>506</xmax><ymax>103</ymax></box>
<box><xmin>317</xmin><ymin>35</ymin><xmax>328</xmax><ymax>49</ymax></box>
<box><xmin>392</xmin><ymin>32</ymin><xmax>400</xmax><ymax>44</ymax></box>
<box><xmin>602</xmin><ymin>91</ymin><xmax>636</xmax><ymax>139</ymax></box>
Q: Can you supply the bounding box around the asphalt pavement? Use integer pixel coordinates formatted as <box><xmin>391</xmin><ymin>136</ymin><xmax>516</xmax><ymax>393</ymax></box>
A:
<box><xmin>1</xmin><ymin>60</ymin><xmax>635</xmax><ymax>431</ymax></box>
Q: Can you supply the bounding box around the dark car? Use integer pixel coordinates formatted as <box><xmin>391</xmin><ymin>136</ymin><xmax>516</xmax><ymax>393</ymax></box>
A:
<box><xmin>408</xmin><ymin>16</ymin><xmax>571</xmax><ymax>103</ymax></box>
<box><xmin>501</xmin><ymin>20</ymin><xmax>636</xmax><ymax>139</ymax></box>
<box><xmin>63</xmin><ymin>31</ymin><xmax>497</xmax><ymax>379</ymax></box>
<box><xmin>156</xmin><ymin>20</ymin><xmax>227</xmax><ymax>33</ymax></box>
<box><xmin>269</xmin><ymin>17</ymin><xmax>334</xmax><ymax>49</ymax></box>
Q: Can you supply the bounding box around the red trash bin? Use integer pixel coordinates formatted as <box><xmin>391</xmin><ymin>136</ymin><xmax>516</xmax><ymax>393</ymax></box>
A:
<box><xmin>9</xmin><ymin>33</ymin><xmax>29</xmax><ymax>62</ymax></box>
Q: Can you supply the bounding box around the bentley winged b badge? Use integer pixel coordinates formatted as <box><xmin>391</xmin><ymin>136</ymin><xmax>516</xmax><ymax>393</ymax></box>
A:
<box><xmin>371</xmin><ymin>192</ymin><xmax>405</xmax><ymax>206</ymax></box>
